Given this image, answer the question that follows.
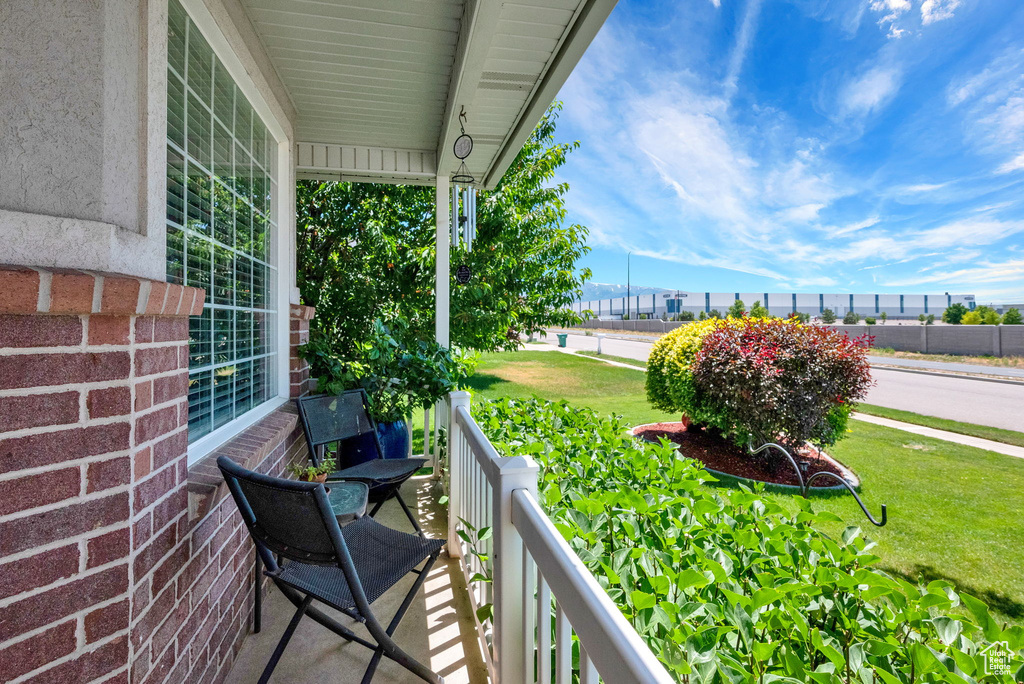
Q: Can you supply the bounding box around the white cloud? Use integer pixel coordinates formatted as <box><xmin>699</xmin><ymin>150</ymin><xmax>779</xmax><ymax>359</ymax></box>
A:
<box><xmin>839</xmin><ymin>67</ymin><xmax>902</xmax><ymax>116</ymax></box>
<box><xmin>870</xmin><ymin>0</ymin><xmax>912</xmax><ymax>38</ymax></box>
<box><xmin>921</xmin><ymin>0</ymin><xmax>962</xmax><ymax>25</ymax></box>
<box><xmin>884</xmin><ymin>258</ymin><xmax>1024</xmax><ymax>287</ymax></box>
<box><xmin>997</xmin><ymin>152</ymin><xmax>1024</xmax><ymax>174</ymax></box>
<box><xmin>724</xmin><ymin>0</ymin><xmax>764</xmax><ymax>97</ymax></box>
<box><xmin>709</xmin><ymin>0</ymin><xmax>721</xmax><ymax>7</ymax></box>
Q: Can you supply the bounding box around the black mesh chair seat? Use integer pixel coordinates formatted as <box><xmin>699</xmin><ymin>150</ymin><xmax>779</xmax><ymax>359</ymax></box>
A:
<box><xmin>274</xmin><ymin>517</ymin><xmax>445</xmax><ymax>611</ymax></box>
<box><xmin>332</xmin><ymin>458</ymin><xmax>426</xmax><ymax>485</ymax></box>
<box><xmin>218</xmin><ymin>456</ymin><xmax>445</xmax><ymax>684</ymax></box>
<box><xmin>298</xmin><ymin>390</ymin><xmax>429</xmax><ymax>536</ymax></box>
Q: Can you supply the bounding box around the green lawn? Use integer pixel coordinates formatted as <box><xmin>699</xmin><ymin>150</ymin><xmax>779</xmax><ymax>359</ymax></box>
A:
<box><xmin>857</xmin><ymin>403</ymin><xmax>1024</xmax><ymax>449</ymax></box>
<box><xmin>463</xmin><ymin>350</ymin><xmax>1024</xmax><ymax>624</ymax></box>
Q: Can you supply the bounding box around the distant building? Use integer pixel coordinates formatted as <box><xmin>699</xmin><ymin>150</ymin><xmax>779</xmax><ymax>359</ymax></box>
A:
<box><xmin>574</xmin><ymin>291</ymin><xmax>977</xmax><ymax>320</ymax></box>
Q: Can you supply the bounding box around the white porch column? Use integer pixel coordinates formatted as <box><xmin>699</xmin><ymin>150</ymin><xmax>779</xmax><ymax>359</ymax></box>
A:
<box><xmin>435</xmin><ymin>174</ymin><xmax>450</xmax><ymax>347</ymax></box>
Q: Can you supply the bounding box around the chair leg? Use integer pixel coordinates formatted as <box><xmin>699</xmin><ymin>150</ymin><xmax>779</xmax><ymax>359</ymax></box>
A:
<box><xmin>395</xmin><ymin>492</ymin><xmax>424</xmax><ymax>537</ymax></box>
<box><xmin>258</xmin><ymin>594</ymin><xmax>312</xmax><ymax>684</ymax></box>
<box><xmin>360</xmin><ymin>554</ymin><xmax>443</xmax><ymax>684</ymax></box>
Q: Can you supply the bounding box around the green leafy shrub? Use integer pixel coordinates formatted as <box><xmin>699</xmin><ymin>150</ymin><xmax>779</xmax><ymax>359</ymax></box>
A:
<box><xmin>821</xmin><ymin>308</ymin><xmax>837</xmax><ymax>324</ymax></box>
<box><xmin>1004</xmin><ymin>308</ymin><xmax>1023</xmax><ymax>325</ymax></box>
<box><xmin>708</xmin><ymin>309</ymin><xmax>723</xmax><ymax>320</ymax></box>
<box><xmin>301</xmin><ymin>319</ymin><xmax>473</xmax><ymax>422</ymax></box>
<box><xmin>677</xmin><ymin>310</ymin><xmax>696</xmax><ymax>322</ymax></box>
<box><xmin>983</xmin><ymin>310</ymin><xmax>1002</xmax><ymax>325</ymax></box>
<box><xmin>475</xmin><ymin>397</ymin><xmax>1024</xmax><ymax>682</ymax></box>
<box><xmin>691</xmin><ymin>318</ymin><xmax>873</xmax><ymax>450</ymax></box>
<box><xmin>963</xmin><ymin>311</ymin><xmax>983</xmax><ymax>325</ymax></box>
<box><xmin>865</xmin><ymin>317</ymin><xmax>876</xmax><ymax>325</ymax></box>
<box><xmin>844</xmin><ymin>311</ymin><xmax>861</xmax><ymax>324</ymax></box>
<box><xmin>645</xmin><ymin>319</ymin><xmax>738</xmax><ymax>428</ymax></box>
<box><xmin>928</xmin><ymin>314</ymin><xmax>936</xmax><ymax>325</ymax></box>
<box><xmin>749</xmin><ymin>300</ymin><xmax>771</xmax><ymax>319</ymax></box>
<box><xmin>881</xmin><ymin>311</ymin><xmax>888</xmax><ymax>323</ymax></box>
<box><xmin>943</xmin><ymin>303</ymin><xmax>968</xmax><ymax>324</ymax></box>
<box><xmin>728</xmin><ymin>300</ymin><xmax>747</xmax><ymax>319</ymax></box>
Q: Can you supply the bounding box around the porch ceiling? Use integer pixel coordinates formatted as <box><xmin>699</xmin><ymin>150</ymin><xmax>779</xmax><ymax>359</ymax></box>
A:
<box><xmin>240</xmin><ymin>0</ymin><xmax>616</xmax><ymax>188</ymax></box>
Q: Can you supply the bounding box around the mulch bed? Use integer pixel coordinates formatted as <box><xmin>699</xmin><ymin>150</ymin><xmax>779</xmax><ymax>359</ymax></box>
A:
<box><xmin>634</xmin><ymin>423</ymin><xmax>849</xmax><ymax>488</ymax></box>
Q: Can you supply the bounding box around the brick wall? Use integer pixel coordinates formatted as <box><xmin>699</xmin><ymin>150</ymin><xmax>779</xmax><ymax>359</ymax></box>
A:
<box><xmin>0</xmin><ymin>266</ymin><xmax>202</xmax><ymax>683</ymax></box>
<box><xmin>289</xmin><ymin>304</ymin><xmax>315</xmax><ymax>398</ymax></box>
<box><xmin>128</xmin><ymin>410</ymin><xmax>305</xmax><ymax>684</ymax></box>
<box><xmin>0</xmin><ymin>265</ymin><xmax>310</xmax><ymax>683</ymax></box>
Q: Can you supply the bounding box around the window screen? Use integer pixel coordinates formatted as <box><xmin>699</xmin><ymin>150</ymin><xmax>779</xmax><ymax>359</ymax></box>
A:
<box><xmin>166</xmin><ymin>0</ymin><xmax>278</xmax><ymax>443</ymax></box>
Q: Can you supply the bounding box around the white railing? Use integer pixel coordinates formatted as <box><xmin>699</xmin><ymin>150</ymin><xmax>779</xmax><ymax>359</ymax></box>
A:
<box><xmin>447</xmin><ymin>391</ymin><xmax>674</xmax><ymax>684</ymax></box>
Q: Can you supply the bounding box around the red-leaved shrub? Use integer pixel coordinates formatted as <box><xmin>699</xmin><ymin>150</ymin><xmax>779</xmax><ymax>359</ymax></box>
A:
<box><xmin>691</xmin><ymin>318</ymin><xmax>873</xmax><ymax>449</ymax></box>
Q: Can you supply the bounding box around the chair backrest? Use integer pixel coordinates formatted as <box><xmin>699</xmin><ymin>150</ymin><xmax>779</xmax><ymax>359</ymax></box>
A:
<box><xmin>218</xmin><ymin>455</ymin><xmax>342</xmax><ymax>566</ymax></box>
<box><xmin>296</xmin><ymin>389</ymin><xmax>384</xmax><ymax>468</ymax></box>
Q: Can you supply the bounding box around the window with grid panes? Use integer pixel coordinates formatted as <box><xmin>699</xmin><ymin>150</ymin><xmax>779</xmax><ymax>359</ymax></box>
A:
<box><xmin>166</xmin><ymin>0</ymin><xmax>278</xmax><ymax>444</ymax></box>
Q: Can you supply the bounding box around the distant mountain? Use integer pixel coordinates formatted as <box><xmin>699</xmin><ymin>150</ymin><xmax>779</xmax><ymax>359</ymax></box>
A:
<box><xmin>580</xmin><ymin>282</ymin><xmax>672</xmax><ymax>301</ymax></box>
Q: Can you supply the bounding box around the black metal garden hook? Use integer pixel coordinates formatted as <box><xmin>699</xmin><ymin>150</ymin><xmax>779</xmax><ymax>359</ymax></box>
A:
<box><xmin>748</xmin><ymin>441</ymin><xmax>888</xmax><ymax>527</ymax></box>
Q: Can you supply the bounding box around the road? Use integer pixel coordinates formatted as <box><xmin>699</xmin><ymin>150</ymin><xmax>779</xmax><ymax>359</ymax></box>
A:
<box><xmin>538</xmin><ymin>332</ymin><xmax>1024</xmax><ymax>432</ymax></box>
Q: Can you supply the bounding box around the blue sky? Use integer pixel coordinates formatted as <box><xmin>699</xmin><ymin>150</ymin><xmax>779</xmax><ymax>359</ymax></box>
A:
<box><xmin>554</xmin><ymin>0</ymin><xmax>1024</xmax><ymax>302</ymax></box>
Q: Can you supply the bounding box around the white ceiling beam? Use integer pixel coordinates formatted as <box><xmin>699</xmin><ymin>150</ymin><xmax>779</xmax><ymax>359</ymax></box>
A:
<box><xmin>435</xmin><ymin>0</ymin><xmax>506</xmax><ymax>183</ymax></box>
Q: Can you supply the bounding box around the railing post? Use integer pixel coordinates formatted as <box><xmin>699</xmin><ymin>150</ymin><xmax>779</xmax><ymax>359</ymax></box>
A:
<box><xmin>493</xmin><ymin>455</ymin><xmax>539</xmax><ymax>684</ymax></box>
<box><xmin>447</xmin><ymin>391</ymin><xmax>470</xmax><ymax>557</ymax></box>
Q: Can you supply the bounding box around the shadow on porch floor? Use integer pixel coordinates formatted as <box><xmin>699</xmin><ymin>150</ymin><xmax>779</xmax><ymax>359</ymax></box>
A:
<box><xmin>225</xmin><ymin>475</ymin><xmax>488</xmax><ymax>684</ymax></box>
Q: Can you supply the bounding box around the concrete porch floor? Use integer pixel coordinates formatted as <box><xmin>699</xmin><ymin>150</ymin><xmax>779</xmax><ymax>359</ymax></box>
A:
<box><xmin>225</xmin><ymin>475</ymin><xmax>488</xmax><ymax>684</ymax></box>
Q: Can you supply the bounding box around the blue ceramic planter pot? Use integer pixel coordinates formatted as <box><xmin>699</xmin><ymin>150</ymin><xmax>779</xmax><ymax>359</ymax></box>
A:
<box><xmin>376</xmin><ymin>419</ymin><xmax>410</xmax><ymax>460</ymax></box>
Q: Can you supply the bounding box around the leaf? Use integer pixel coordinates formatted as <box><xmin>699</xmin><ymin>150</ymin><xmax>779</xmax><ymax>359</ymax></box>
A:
<box><xmin>631</xmin><ymin>591</ymin><xmax>657</xmax><ymax>611</ymax></box>
<box><xmin>677</xmin><ymin>568</ymin><xmax>712</xmax><ymax>591</ymax></box>
<box><xmin>961</xmin><ymin>593</ymin><xmax>1002</xmax><ymax>642</ymax></box>
<box><xmin>929</xmin><ymin>616</ymin><xmax>963</xmax><ymax>646</ymax></box>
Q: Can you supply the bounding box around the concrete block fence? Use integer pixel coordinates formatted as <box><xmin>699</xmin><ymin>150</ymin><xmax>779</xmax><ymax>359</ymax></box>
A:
<box><xmin>571</xmin><ymin>318</ymin><xmax>1024</xmax><ymax>357</ymax></box>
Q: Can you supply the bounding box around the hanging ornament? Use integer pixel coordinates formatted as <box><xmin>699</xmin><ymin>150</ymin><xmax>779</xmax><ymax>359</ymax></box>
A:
<box><xmin>451</xmin><ymin>106</ymin><xmax>475</xmax><ymax>184</ymax></box>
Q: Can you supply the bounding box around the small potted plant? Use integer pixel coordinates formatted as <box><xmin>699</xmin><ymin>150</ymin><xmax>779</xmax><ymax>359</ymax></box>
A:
<box><xmin>287</xmin><ymin>456</ymin><xmax>337</xmax><ymax>484</ymax></box>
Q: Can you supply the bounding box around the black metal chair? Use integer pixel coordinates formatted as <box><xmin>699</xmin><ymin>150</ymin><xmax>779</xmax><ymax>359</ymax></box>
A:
<box><xmin>218</xmin><ymin>456</ymin><xmax>445</xmax><ymax>684</ymax></box>
<box><xmin>297</xmin><ymin>390</ymin><xmax>426</xmax><ymax>535</ymax></box>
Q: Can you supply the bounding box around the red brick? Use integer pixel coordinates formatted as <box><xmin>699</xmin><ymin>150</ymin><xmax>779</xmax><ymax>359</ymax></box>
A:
<box><xmin>135</xmin><ymin>379</ymin><xmax>153</xmax><ymax>411</ymax></box>
<box><xmin>0</xmin><ymin>314</ymin><xmax>82</xmax><ymax>347</ymax></box>
<box><xmin>135</xmin><ymin>316</ymin><xmax>155</xmax><ymax>343</ymax></box>
<box><xmin>151</xmin><ymin>539</ymin><xmax>189</xmax><ymax>598</ymax></box>
<box><xmin>163</xmin><ymin>285</ymin><xmax>184</xmax><ymax>317</ymax></box>
<box><xmin>0</xmin><ymin>544</ymin><xmax>80</xmax><ymax>601</ymax></box>
<box><xmin>101</xmin><ymin>277</ymin><xmax>141</xmax><ymax>314</ymax></box>
<box><xmin>0</xmin><ymin>267</ymin><xmax>40</xmax><ymax>314</ymax></box>
<box><xmin>88</xmin><ymin>315</ymin><xmax>131</xmax><ymax>346</ymax></box>
<box><xmin>179</xmin><ymin>344</ymin><xmax>189</xmax><ymax>368</ymax></box>
<box><xmin>134</xmin><ymin>523</ymin><xmax>177</xmax><ymax>579</ymax></box>
<box><xmin>85</xmin><ymin>385</ymin><xmax>130</xmax><ymax>419</ymax></box>
<box><xmin>146</xmin><ymin>281</ymin><xmax>168</xmax><ymax>315</ymax></box>
<box><xmin>143</xmin><ymin>634</ymin><xmax>177</xmax><ymax>684</ymax></box>
<box><xmin>0</xmin><ymin>492</ymin><xmax>128</xmax><ymax>555</ymax></box>
<box><xmin>87</xmin><ymin>527</ymin><xmax>131</xmax><ymax>568</ymax></box>
<box><xmin>0</xmin><ymin>422</ymin><xmax>130</xmax><ymax>474</ymax></box>
<box><xmin>153</xmin><ymin>488</ymin><xmax>187</xmax><ymax>533</ymax></box>
<box><xmin>131</xmin><ymin>584</ymin><xmax>176</xmax><ymax>650</ymax></box>
<box><xmin>190</xmin><ymin>289</ymin><xmax>206</xmax><ymax>315</ymax></box>
<box><xmin>135</xmin><ymin>446</ymin><xmax>153</xmax><ymax>479</ymax></box>
<box><xmin>0</xmin><ymin>620</ymin><xmax>76</xmax><ymax>681</ymax></box>
<box><xmin>0</xmin><ymin>391</ymin><xmax>79</xmax><ymax>432</ymax></box>
<box><xmin>133</xmin><ymin>513</ymin><xmax>153</xmax><ymax>551</ymax></box>
<box><xmin>0</xmin><ymin>351</ymin><xmax>129</xmax><ymax>391</ymax></box>
<box><xmin>136</xmin><ymin>405</ymin><xmax>178</xmax><ymax>444</ymax></box>
<box><xmin>22</xmin><ymin>635</ymin><xmax>128</xmax><ymax>684</ymax></box>
<box><xmin>0</xmin><ymin>467</ymin><xmax>79</xmax><ymax>517</ymax></box>
<box><xmin>154</xmin><ymin>317</ymin><xmax>189</xmax><ymax>343</ymax></box>
<box><xmin>85</xmin><ymin>600</ymin><xmax>130</xmax><ymax>643</ymax></box>
<box><xmin>153</xmin><ymin>371</ymin><xmax>188</xmax><ymax>405</ymax></box>
<box><xmin>87</xmin><ymin>457</ymin><xmax>131</xmax><ymax>493</ymax></box>
<box><xmin>131</xmin><ymin>644</ymin><xmax>151</xmax><ymax>684</ymax></box>
<box><xmin>135</xmin><ymin>346</ymin><xmax>180</xmax><ymax>377</ymax></box>
<box><xmin>132</xmin><ymin>577</ymin><xmax>151</xmax><ymax>622</ymax></box>
<box><xmin>151</xmin><ymin>596</ymin><xmax>188</xmax><ymax>658</ymax></box>
<box><xmin>49</xmin><ymin>272</ymin><xmax>95</xmax><ymax>314</ymax></box>
<box><xmin>153</xmin><ymin>430</ymin><xmax>188</xmax><ymax>469</ymax></box>
<box><xmin>0</xmin><ymin>564</ymin><xmax>127</xmax><ymax>641</ymax></box>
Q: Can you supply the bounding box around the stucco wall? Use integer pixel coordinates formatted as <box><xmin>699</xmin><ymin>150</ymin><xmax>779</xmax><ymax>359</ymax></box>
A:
<box><xmin>0</xmin><ymin>0</ymin><xmax>296</xmax><ymax>284</ymax></box>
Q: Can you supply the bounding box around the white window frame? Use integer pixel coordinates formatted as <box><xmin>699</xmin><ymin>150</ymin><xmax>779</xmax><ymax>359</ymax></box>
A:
<box><xmin>173</xmin><ymin>0</ymin><xmax>293</xmax><ymax>466</ymax></box>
